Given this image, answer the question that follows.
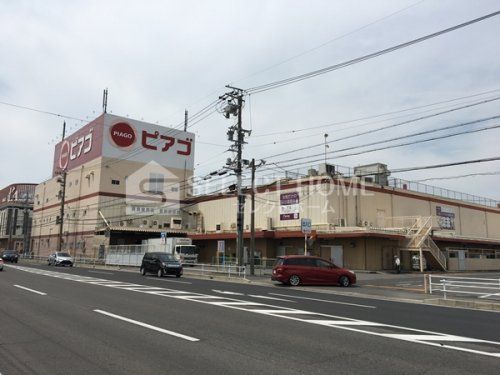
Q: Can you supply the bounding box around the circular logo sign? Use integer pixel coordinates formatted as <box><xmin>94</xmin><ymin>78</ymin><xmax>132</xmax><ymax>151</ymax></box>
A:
<box><xmin>109</xmin><ymin>122</ymin><xmax>136</xmax><ymax>148</ymax></box>
<box><xmin>59</xmin><ymin>140</ymin><xmax>70</xmax><ymax>170</ymax></box>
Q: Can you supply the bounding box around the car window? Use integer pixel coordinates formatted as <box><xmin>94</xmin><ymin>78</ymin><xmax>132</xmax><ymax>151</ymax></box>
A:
<box><xmin>57</xmin><ymin>252</ymin><xmax>71</xmax><ymax>257</ymax></box>
<box><xmin>315</xmin><ymin>259</ymin><xmax>331</xmax><ymax>268</ymax></box>
<box><xmin>274</xmin><ymin>258</ymin><xmax>284</xmax><ymax>266</ymax></box>
<box><xmin>158</xmin><ymin>253</ymin><xmax>176</xmax><ymax>262</ymax></box>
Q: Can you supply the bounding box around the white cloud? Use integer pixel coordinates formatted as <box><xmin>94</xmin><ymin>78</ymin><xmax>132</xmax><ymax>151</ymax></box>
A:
<box><xmin>0</xmin><ymin>0</ymin><xmax>499</xmax><ymax>200</ymax></box>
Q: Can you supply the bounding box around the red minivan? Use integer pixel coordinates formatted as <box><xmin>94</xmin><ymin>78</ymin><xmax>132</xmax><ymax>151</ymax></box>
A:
<box><xmin>271</xmin><ymin>255</ymin><xmax>356</xmax><ymax>287</ymax></box>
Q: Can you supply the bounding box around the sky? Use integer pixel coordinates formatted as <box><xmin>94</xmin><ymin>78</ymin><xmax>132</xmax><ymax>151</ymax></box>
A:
<box><xmin>1</xmin><ymin>0</ymin><xmax>499</xmax><ymax>201</ymax></box>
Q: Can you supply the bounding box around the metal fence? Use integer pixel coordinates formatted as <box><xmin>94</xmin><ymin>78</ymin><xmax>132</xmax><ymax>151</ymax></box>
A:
<box><xmin>429</xmin><ymin>275</ymin><xmax>500</xmax><ymax>300</ymax></box>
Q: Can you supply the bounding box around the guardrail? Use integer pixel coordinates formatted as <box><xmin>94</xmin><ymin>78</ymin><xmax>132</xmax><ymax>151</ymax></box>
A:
<box><xmin>18</xmin><ymin>255</ymin><xmax>248</xmax><ymax>279</ymax></box>
<box><xmin>429</xmin><ymin>275</ymin><xmax>500</xmax><ymax>300</ymax></box>
<box><xmin>183</xmin><ymin>264</ymin><xmax>246</xmax><ymax>279</ymax></box>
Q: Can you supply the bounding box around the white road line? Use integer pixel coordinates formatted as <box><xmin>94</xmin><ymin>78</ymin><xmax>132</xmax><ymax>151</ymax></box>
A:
<box><xmin>269</xmin><ymin>293</ymin><xmax>376</xmax><ymax>309</ymax></box>
<box><xmin>10</xmin><ymin>265</ymin><xmax>500</xmax><ymax>358</ymax></box>
<box><xmin>150</xmin><ymin>278</ymin><xmax>192</xmax><ymax>284</ymax></box>
<box><xmin>383</xmin><ymin>334</ymin><xmax>484</xmax><ymax>342</ymax></box>
<box><xmin>88</xmin><ymin>270</ymin><xmax>114</xmax><ymax>275</ymax></box>
<box><xmin>93</xmin><ymin>309</ymin><xmax>199</xmax><ymax>342</ymax></box>
<box><xmin>14</xmin><ymin>285</ymin><xmax>47</xmax><ymax>296</ymax></box>
<box><xmin>307</xmin><ymin>320</ymin><xmax>385</xmax><ymax>326</ymax></box>
<box><xmin>247</xmin><ymin>295</ymin><xmax>296</xmax><ymax>302</ymax></box>
<box><xmin>210</xmin><ymin>301</ymin><xmax>266</xmax><ymax>306</ymax></box>
<box><xmin>212</xmin><ymin>289</ymin><xmax>244</xmax><ymax>296</ymax></box>
<box><xmin>479</xmin><ymin>293</ymin><xmax>500</xmax><ymax>299</ymax></box>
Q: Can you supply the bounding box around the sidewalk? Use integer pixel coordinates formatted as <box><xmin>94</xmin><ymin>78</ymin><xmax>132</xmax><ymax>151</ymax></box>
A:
<box><xmin>242</xmin><ymin>270</ymin><xmax>500</xmax><ymax>312</ymax></box>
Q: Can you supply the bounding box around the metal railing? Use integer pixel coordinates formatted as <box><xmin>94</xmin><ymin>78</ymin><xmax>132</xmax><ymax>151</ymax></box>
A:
<box><xmin>429</xmin><ymin>275</ymin><xmax>500</xmax><ymax>300</ymax></box>
<box><xmin>183</xmin><ymin>263</ymin><xmax>247</xmax><ymax>279</ymax></box>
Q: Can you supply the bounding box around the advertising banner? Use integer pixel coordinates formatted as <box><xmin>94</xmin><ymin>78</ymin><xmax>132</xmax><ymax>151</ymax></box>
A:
<box><xmin>280</xmin><ymin>192</ymin><xmax>300</xmax><ymax>220</ymax></box>
<box><xmin>102</xmin><ymin>114</ymin><xmax>195</xmax><ymax>171</ymax></box>
<box><xmin>52</xmin><ymin>114</ymin><xmax>195</xmax><ymax>175</ymax></box>
<box><xmin>52</xmin><ymin>116</ymin><xmax>104</xmax><ymax>176</ymax></box>
<box><xmin>436</xmin><ymin>205</ymin><xmax>455</xmax><ymax>230</ymax></box>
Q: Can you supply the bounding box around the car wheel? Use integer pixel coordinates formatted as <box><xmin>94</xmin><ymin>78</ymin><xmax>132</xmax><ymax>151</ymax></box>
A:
<box><xmin>140</xmin><ymin>267</ymin><xmax>146</xmax><ymax>276</ymax></box>
<box><xmin>289</xmin><ymin>275</ymin><xmax>301</xmax><ymax>286</ymax></box>
<box><xmin>157</xmin><ymin>268</ymin><xmax>163</xmax><ymax>278</ymax></box>
<box><xmin>339</xmin><ymin>275</ymin><xmax>350</xmax><ymax>287</ymax></box>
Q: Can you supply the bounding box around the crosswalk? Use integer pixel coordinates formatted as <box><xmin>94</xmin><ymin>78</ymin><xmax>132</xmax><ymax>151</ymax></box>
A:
<box><xmin>8</xmin><ymin>265</ymin><xmax>500</xmax><ymax>358</ymax></box>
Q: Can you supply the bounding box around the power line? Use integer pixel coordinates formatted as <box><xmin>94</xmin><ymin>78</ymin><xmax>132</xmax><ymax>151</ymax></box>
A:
<box><xmin>263</xmin><ymin>96</ymin><xmax>500</xmax><ymax>160</ymax></box>
<box><xmin>412</xmin><ymin>171</ymin><xmax>500</xmax><ymax>182</ymax></box>
<box><xmin>391</xmin><ymin>156</ymin><xmax>500</xmax><ymax>174</ymax></box>
<box><xmin>251</xmin><ymin>88</ymin><xmax>500</xmax><ymax>138</ymax></box>
<box><xmin>246</xmin><ymin>11</ymin><xmax>500</xmax><ymax>94</ymax></box>
<box><xmin>262</xmin><ymin>122</ymin><xmax>500</xmax><ymax>171</ymax></box>
<box><xmin>264</xmin><ymin>112</ymin><xmax>500</xmax><ymax>163</ymax></box>
<box><xmin>231</xmin><ymin>0</ymin><xmax>426</xmax><ymax>86</ymax></box>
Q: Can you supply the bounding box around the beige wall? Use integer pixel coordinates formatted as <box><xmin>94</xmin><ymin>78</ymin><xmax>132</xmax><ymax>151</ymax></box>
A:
<box><xmin>195</xmin><ymin>177</ymin><xmax>500</xmax><ymax>241</ymax></box>
<box><xmin>448</xmin><ymin>258</ymin><xmax>500</xmax><ymax>271</ymax></box>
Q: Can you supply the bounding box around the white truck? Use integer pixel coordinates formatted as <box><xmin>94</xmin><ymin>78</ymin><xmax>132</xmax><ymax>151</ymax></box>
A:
<box><xmin>145</xmin><ymin>237</ymin><xmax>198</xmax><ymax>265</ymax></box>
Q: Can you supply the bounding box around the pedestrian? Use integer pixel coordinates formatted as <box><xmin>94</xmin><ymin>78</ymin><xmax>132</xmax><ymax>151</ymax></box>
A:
<box><xmin>394</xmin><ymin>255</ymin><xmax>401</xmax><ymax>274</ymax></box>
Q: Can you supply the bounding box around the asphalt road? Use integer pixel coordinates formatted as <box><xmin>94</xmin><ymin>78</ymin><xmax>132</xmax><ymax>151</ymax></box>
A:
<box><xmin>1</xmin><ymin>263</ymin><xmax>499</xmax><ymax>374</ymax></box>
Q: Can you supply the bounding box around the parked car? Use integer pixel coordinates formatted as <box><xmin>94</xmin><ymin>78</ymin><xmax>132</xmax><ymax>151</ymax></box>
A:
<box><xmin>0</xmin><ymin>258</ymin><xmax>4</xmax><ymax>271</ymax></box>
<box><xmin>272</xmin><ymin>255</ymin><xmax>356</xmax><ymax>287</ymax></box>
<box><xmin>140</xmin><ymin>252</ymin><xmax>183</xmax><ymax>278</ymax></box>
<box><xmin>1</xmin><ymin>250</ymin><xmax>19</xmax><ymax>263</ymax></box>
<box><xmin>48</xmin><ymin>252</ymin><xmax>74</xmax><ymax>267</ymax></box>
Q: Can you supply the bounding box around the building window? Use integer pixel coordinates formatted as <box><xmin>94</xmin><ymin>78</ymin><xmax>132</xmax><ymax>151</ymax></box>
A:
<box><xmin>148</xmin><ymin>173</ymin><xmax>164</xmax><ymax>194</ymax></box>
<box><xmin>111</xmin><ymin>179</ymin><xmax>120</xmax><ymax>185</ymax></box>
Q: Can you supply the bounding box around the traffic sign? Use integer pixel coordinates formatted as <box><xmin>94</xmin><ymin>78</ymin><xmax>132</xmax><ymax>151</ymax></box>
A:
<box><xmin>301</xmin><ymin>218</ymin><xmax>312</xmax><ymax>234</ymax></box>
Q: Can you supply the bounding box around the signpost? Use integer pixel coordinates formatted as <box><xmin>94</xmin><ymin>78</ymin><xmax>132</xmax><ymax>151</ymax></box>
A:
<box><xmin>160</xmin><ymin>232</ymin><xmax>166</xmax><ymax>245</ymax></box>
<box><xmin>301</xmin><ymin>218</ymin><xmax>312</xmax><ymax>255</ymax></box>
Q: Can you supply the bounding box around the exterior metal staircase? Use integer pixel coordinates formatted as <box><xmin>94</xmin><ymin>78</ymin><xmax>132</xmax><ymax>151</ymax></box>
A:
<box><xmin>401</xmin><ymin>216</ymin><xmax>447</xmax><ymax>271</ymax></box>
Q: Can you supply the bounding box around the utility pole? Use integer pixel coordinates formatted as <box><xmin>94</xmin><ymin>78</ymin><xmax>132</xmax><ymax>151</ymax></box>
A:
<box><xmin>220</xmin><ymin>86</ymin><xmax>249</xmax><ymax>268</ymax></box>
<box><xmin>7</xmin><ymin>207</ymin><xmax>13</xmax><ymax>249</ymax></box>
<box><xmin>57</xmin><ymin>121</ymin><xmax>67</xmax><ymax>253</ymax></box>
<box><xmin>249</xmin><ymin>159</ymin><xmax>256</xmax><ymax>276</ymax></box>
<box><xmin>22</xmin><ymin>192</ymin><xmax>30</xmax><ymax>256</ymax></box>
<box><xmin>183</xmin><ymin>109</ymin><xmax>188</xmax><ymax>197</ymax></box>
<box><xmin>249</xmin><ymin>158</ymin><xmax>265</xmax><ymax>276</ymax></box>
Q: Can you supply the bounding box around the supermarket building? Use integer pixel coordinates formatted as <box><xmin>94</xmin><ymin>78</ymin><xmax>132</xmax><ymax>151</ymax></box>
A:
<box><xmin>188</xmin><ymin>165</ymin><xmax>500</xmax><ymax>272</ymax></box>
<box><xmin>31</xmin><ymin>114</ymin><xmax>195</xmax><ymax>257</ymax></box>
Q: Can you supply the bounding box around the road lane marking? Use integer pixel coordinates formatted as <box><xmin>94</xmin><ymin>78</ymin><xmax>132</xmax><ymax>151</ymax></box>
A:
<box><xmin>307</xmin><ymin>320</ymin><xmax>385</xmax><ymax>326</ymax></box>
<box><xmin>212</xmin><ymin>289</ymin><xmax>244</xmax><ymax>296</ymax></box>
<box><xmin>247</xmin><ymin>295</ymin><xmax>296</xmax><ymax>302</ymax></box>
<box><xmin>93</xmin><ymin>309</ymin><xmax>199</xmax><ymax>342</ymax></box>
<box><xmin>150</xmin><ymin>278</ymin><xmax>192</xmax><ymax>284</ymax></box>
<box><xmin>269</xmin><ymin>293</ymin><xmax>376</xmax><ymax>309</ymax></box>
<box><xmin>88</xmin><ymin>270</ymin><xmax>114</xmax><ymax>275</ymax></box>
<box><xmin>479</xmin><ymin>293</ymin><xmax>500</xmax><ymax>299</ymax></box>
<box><xmin>9</xmin><ymin>265</ymin><xmax>500</xmax><ymax>358</ymax></box>
<box><xmin>14</xmin><ymin>285</ymin><xmax>47</xmax><ymax>296</ymax></box>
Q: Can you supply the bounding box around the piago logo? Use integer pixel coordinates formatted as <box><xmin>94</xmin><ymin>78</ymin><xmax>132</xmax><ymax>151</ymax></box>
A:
<box><xmin>109</xmin><ymin>122</ymin><xmax>137</xmax><ymax>148</ymax></box>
